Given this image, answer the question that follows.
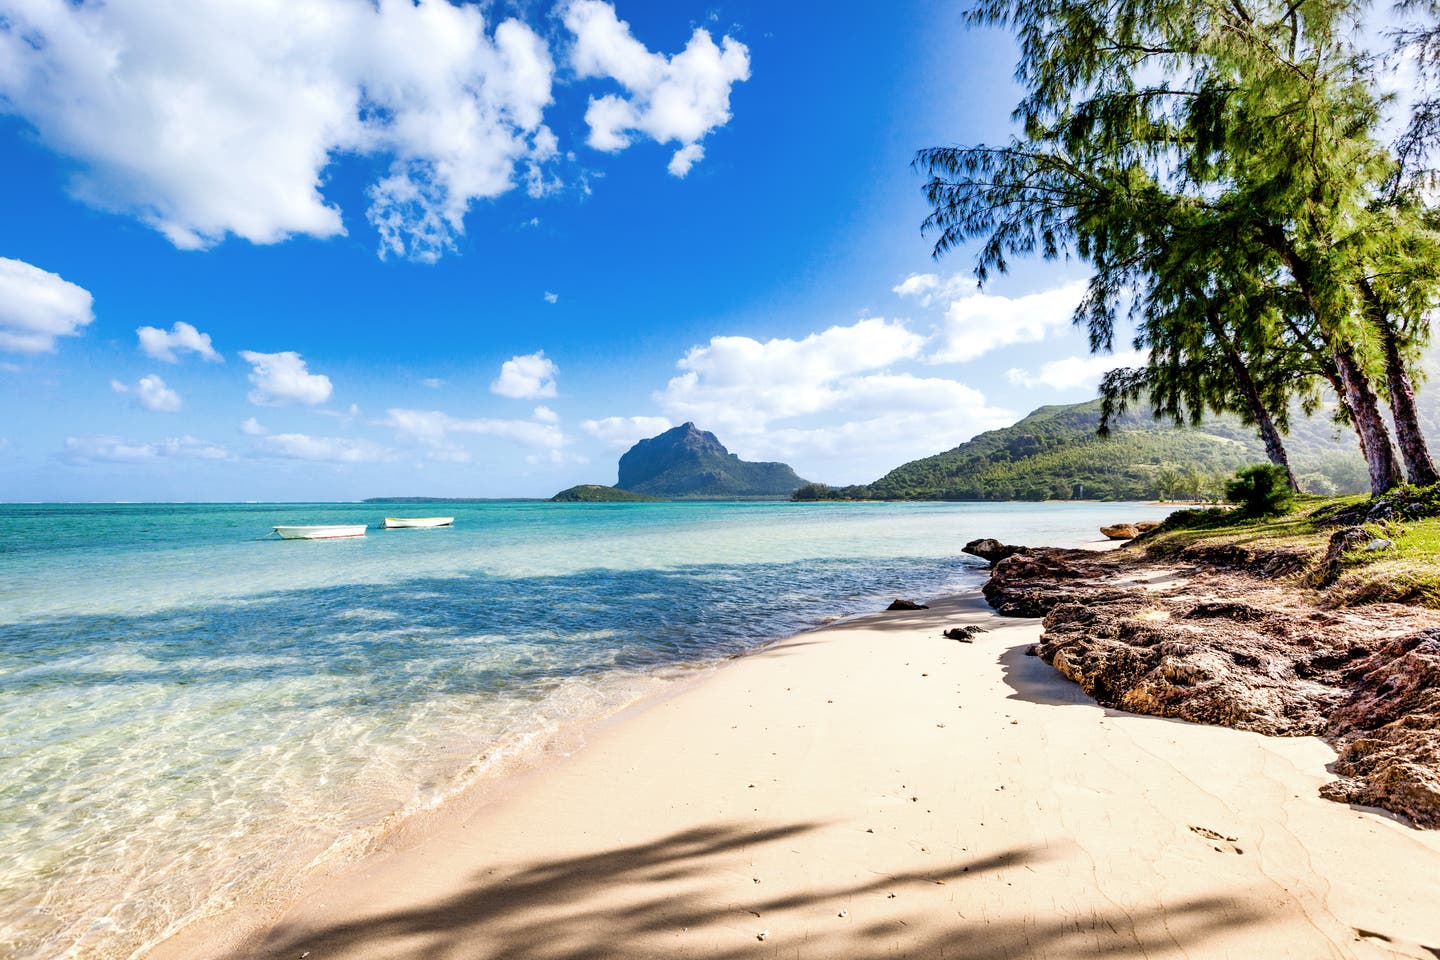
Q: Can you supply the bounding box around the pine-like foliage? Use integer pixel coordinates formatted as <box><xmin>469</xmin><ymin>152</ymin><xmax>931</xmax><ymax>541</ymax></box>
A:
<box><xmin>917</xmin><ymin>0</ymin><xmax>1440</xmax><ymax>494</ymax></box>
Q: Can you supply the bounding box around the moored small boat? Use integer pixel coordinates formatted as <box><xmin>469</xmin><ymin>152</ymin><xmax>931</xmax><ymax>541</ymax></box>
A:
<box><xmin>383</xmin><ymin>517</ymin><xmax>454</xmax><ymax>529</ymax></box>
<box><xmin>273</xmin><ymin>524</ymin><xmax>367</xmax><ymax>540</ymax></box>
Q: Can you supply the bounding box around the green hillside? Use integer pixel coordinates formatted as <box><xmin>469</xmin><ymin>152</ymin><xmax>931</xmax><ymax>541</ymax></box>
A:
<box><xmin>797</xmin><ymin>399</ymin><xmax>1372</xmax><ymax>502</ymax></box>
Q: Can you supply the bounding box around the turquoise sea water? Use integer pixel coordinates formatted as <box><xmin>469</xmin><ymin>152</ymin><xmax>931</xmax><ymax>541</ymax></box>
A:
<box><xmin>0</xmin><ymin>499</ymin><xmax>1170</xmax><ymax>959</ymax></box>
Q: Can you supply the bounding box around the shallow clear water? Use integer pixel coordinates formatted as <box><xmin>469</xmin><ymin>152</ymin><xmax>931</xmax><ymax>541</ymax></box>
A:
<box><xmin>0</xmin><ymin>499</ymin><xmax>1169</xmax><ymax>959</ymax></box>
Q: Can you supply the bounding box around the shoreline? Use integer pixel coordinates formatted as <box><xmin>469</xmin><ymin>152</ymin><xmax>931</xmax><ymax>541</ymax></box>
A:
<box><xmin>148</xmin><ymin>580</ymin><xmax>1440</xmax><ymax>959</ymax></box>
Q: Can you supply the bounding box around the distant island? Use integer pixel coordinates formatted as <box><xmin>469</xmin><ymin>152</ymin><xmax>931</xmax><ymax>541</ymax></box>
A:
<box><xmin>363</xmin><ymin>497</ymin><xmax>543</xmax><ymax>503</ymax></box>
<box><xmin>551</xmin><ymin>422</ymin><xmax>811</xmax><ymax>501</ymax></box>
<box><xmin>550</xmin><ymin>485</ymin><xmax>661</xmax><ymax>503</ymax></box>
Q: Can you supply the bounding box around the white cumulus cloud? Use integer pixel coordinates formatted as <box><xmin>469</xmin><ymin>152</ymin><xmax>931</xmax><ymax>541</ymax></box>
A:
<box><xmin>891</xmin><ymin>272</ymin><xmax>979</xmax><ymax>308</ymax></box>
<box><xmin>254</xmin><ymin>432</ymin><xmax>395</xmax><ymax>463</ymax></box>
<box><xmin>532</xmin><ymin>405</ymin><xmax>560</xmax><ymax>423</ymax></box>
<box><xmin>0</xmin><ymin>0</ymin><xmax>556</xmax><ymax>262</ymax></box>
<box><xmin>491</xmin><ymin>350</ymin><xmax>558</xmax><ymax>399</ymax></box>
<box><xmin>658</xmin><ymin>318</ymin><xmax>926</xmax><ymax>433</ymax></box>
<box><xmin>240</xmin><ymin>350</ymin><xmax>333</xmax><ymax>406</ymax></box>
<box><xmin>137</xmin><ymin>321</ymin><xmax>221</xmax><ymax>363</ymax></box>
<box><xmin>924</xmin><ymin>281</ymin><xmax>1088</xmax><ymax>364</ymax></box>
<box><xmin>563</xmin><ymin>0</ymin><xmax>749</xmax><ymax>176</ymax></box>
<box><xmin>1006</xmin><ymin>349</ymin><xmax>1148</xmax><ymax>391</ymax></box>
<box><xmin>0</xmin><ymin>257</ymin><xmax>94</xmax><ymax>353</ymax></box>
<box><xmin>138</xmin><ymin>374</ymin><xmax>182</xmax><ymax>412</ymax></box>
<box><xmin>240</xmin><ymin>417</ymin><xmax>268</xmax><ymax>436</ymax></box>
<box><xmin>63</xmin><ymin>434</ymin><xmax>228</xmax><ymax>463</ymax></box>
<box><xmin>650</xmin><ymin>316</ymin><xmax>1017</xmax><ymax>484</ymax></box>
<box><xmin>580</xmin><ymin>415</ymin><xmax>673</xmax><ymax>450</ymax></box>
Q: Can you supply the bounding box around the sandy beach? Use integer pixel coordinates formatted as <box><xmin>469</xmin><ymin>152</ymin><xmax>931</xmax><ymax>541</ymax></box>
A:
<box><xmin>151</xmin><ymin>590</ymin><xmax>1440</xmax><ymax>960</ymax></box>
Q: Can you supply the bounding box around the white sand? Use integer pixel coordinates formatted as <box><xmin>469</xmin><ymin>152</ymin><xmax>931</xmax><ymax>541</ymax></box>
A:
<box><xmin>151</xmin><ymin>593</ymin><xmax>1440</xmax><ymax>959</ymax></box>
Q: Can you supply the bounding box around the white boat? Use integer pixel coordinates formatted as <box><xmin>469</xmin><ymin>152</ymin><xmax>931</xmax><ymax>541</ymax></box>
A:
<box><xmin>273</xmin><ymin>524</ymin><xmax>367</xmax><ymax>540</ymax></box>
<box><xmin>383</xmin><ymin>516</ymin><xmax>454</xmax><ymax>529</ymax></box>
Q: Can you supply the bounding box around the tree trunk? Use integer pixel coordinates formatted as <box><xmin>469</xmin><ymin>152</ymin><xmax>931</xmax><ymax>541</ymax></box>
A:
<box><xmin>1379</xmin><ymin>318</ymin><xmax>1439</xmax><ymax>486</ymax></box>
<box><xmin>1206</xmin><ymin>314</ymin><xmax>1300</xmax><ymax>490</ymax></box>
<box><xmin>1263</xmin><ymin>229</ymin><xmax>1403</xmax><ymax>494</ymax></box>
<box><xmin>1334</xmin><ymin>343</ymin><xmax>1405</xmax><ymax>494</ymax></box>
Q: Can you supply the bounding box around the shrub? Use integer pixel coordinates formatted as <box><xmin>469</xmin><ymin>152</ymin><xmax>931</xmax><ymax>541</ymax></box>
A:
<box><xmin>1154</xmin><ymin>506</ymin><xmax>1235</xmax><ymax>531</ymax></box>
<box><xmin>1225</xmin><ymin>464</ymin><xmax>1296</xmax><ymax>517</ymax></box>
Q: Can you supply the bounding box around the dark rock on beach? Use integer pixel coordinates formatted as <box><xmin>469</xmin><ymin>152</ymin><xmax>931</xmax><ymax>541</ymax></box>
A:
<box><xmin>943</xmin><ymin>625</ymin><xmax>988</xmax><ymax>642</ymax></box>
<box><xmin>886</xmin><ymin>599</ymin><xmax>929</xmax><ymax>611</ymax></box>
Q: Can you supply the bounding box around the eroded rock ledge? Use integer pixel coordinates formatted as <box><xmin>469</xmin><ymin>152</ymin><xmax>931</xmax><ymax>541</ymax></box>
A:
<box><xmin>982</xmin><ymin>545</ymin><xmax>1440</xmax><ymax>827</ymax></box>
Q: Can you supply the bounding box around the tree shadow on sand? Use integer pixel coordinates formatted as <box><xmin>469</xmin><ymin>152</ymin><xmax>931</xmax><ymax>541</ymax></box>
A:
<box><xmin>238</xmin><ymin>819</ymin><xmax>1266</xmax><ymax>960</ymax></box>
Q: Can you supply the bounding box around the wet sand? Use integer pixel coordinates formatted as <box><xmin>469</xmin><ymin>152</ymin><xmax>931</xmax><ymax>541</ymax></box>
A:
<box><xmin>150</xmin><ymin>592</ymin><xmax>1440</xmax><ymax>959</ymax></box>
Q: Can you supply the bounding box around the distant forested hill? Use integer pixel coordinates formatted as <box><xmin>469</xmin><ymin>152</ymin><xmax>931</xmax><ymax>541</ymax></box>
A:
<box><xmin>796</xmin><ymin>398</ymin><xmax>1375</xmax><ymax>502</ymax></box>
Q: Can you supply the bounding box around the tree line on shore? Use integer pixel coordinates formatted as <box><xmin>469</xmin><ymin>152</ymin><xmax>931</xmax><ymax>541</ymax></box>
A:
<box><xmin>917</xmin><ymin>0</ymin><xmax>1440</xmax><ymax>496</ymax></box>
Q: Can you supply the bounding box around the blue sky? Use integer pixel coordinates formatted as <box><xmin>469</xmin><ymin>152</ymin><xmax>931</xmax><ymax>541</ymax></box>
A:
<box><xmin>0</xmin><ymin>0</ymin><xmax>1126</xmax><ymax>501</ymax></box>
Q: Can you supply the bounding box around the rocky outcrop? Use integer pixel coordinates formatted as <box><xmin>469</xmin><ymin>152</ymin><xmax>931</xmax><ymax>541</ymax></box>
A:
<box><xmin>1100</xmin><ymin>523</ymin><xmax>1140</xmax><ymax>540</ymax></box>
<box><xmin>617</xmin><ymin>423</ymin><xmax>809</xmax><ymax>498</ymax></box>
<box><xmin>980</xmin><ymin>549</ymin><xmax>1129</xmax><ymax>617</ymax></box>
<box><xmin>1318</xmin><ymin>526</ymin><xmax>1371</xmax><ymax>586</ymax></box>
<box><xmin>979</xmin><ymin>539</ymin><xmax>1440</xmax><ymax>827</ymax></box>
<box><xmin>1037</xmin><ymin>595</ymin><xmax>1349</xmax><ymax>736</ymax></box>
<box><xmin>961</xmin><ymin>538</ymin><xmax>1028</xmax><ymax>567</ymax></box>
<box><xmin>1322</xmin><ymin>629</ymin><xmax>1440</xmax><ymax>827</ymax></box>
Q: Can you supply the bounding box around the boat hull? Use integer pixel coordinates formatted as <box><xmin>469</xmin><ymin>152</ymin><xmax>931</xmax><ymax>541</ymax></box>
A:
<box><xmin>382</xmin><ymin>517</ymin><xmax>454</xmax><ymax>529</ymax></box>
<box><xmin>273</xmin><ymin>524</ymin><xmax>367</xmax><ymax>540</ymax></box>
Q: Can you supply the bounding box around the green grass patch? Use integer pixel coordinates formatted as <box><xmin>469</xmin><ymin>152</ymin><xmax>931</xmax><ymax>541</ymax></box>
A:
<box><xmin>1140</xmin><ymin>490</ymin><xmax>1440</xmax><ymax>608</ymax></box>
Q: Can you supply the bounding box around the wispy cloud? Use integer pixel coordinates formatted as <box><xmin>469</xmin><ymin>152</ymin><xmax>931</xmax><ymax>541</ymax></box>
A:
<box><xmin>253</xmin><ymin>432</ymin><xmax>396</xmax><ymax>464</ymax></box>
<box><xmin>384</xmin><ymin>408</ymin><xmax>567</xmax><ymax>450</ymax></box>
<box><xmin>111</xmin><ymin>374</ymin><xmax>183</xmax><ymax>412</ymax></box>
<box><xmin>63</xmin><ymin>435</ymin><xmax>229</xmax><ymax>464</ymax></box>
<box><xmin>581</xmin><ymin>415</ymin><xmax>673</xmax><ymax>449</ymax></box>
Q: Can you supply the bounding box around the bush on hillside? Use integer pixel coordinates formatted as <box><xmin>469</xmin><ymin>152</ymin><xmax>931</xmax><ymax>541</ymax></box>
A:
<box><xmin>1225</xmin><ymin>464</ymin><xmax>1296</xmax><ymax>517</ymax></box>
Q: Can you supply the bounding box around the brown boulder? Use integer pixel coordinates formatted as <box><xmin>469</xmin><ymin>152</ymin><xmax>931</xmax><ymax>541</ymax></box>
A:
<box><xmin>1100</xmin><ymin>523</ymin><xmax>1140</xmax><ymax>540</ymax></box>
<box><xmin>962</xmin><ymin>537</ymin><xmax>1029</xmax><ymax>567</ymax></box>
